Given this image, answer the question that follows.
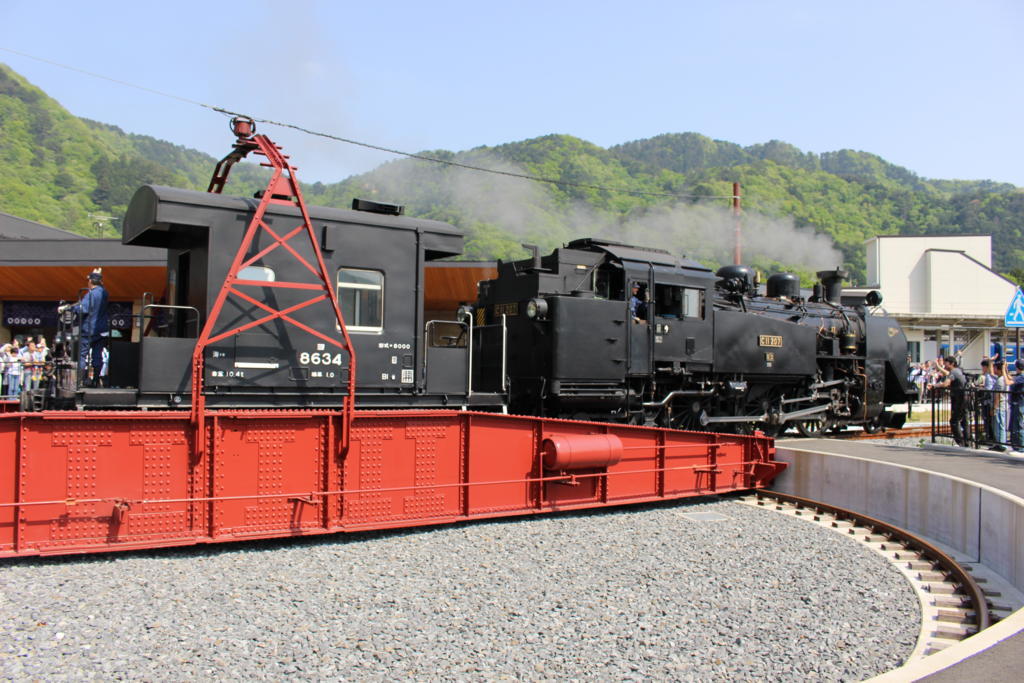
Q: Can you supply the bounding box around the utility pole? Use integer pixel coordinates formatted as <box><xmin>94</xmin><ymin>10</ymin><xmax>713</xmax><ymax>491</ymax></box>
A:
<box><xmin>732</xmin><ymin>182</ymin><xmax>742</xmax><ymax>265</ymax></box>
<box><xmin>88</xmin><ymin>213</ymin><xmax>117</xmax><ymax>238</ymax></box>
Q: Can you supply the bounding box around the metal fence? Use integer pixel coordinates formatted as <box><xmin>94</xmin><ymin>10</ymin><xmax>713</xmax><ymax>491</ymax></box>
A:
<box><xmin>931</xmin><ymin>385</ymin><xmax>1024</xmax><ymax>451</ymax></box>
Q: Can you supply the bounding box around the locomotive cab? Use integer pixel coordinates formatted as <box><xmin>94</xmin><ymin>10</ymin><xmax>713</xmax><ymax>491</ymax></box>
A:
<box><xmin>627</xmin><ymin>264</ymin><xmax>715</xmax><ymax>375</ymax></box>
<box><xmin>476</xmin><ymin>238</ymin><xmax>716</xmax><ymax>421</ymax></box>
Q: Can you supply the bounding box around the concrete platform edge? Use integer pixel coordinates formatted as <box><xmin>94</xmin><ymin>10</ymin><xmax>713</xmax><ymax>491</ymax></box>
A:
<box><xmin>772</xmin><ymin>445</ymin><xmax>1024</xmax><ymax>681</ymax></box>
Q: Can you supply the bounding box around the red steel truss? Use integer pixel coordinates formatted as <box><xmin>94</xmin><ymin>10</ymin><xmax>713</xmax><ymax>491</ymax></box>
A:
<box><xmin>0</xmin><ymin>410</ymin><xmax>783</xmax><ymax>557</ymax></box>
<box><xmin>195</xmin><ymin>117</ymin><xmax>356</xmax><ymax>455</ymax></box>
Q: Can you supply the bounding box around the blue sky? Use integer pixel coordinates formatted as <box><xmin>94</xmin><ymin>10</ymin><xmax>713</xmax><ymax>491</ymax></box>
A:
<box><xmin>2</xmin><ymin>0</ymin><xmax>1022</xmax><ymax>185</ymax></box>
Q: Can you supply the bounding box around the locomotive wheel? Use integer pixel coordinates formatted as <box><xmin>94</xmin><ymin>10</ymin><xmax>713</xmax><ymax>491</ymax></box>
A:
<box><xmin>862</xmin><ymin>416</ymin><xmax>885</xmax><ymax>434</ymax></box>
<box><xmin>796</xmin><ymin>416</ymin><xmax>832</xmax><ymax>438</ymax></box>
<box><xmin>664</xmin><ymin>402</ymin><xmax>708</xmax><ymax>432</ymax></box>
<box><xmin>672</xmin><ymin>410</ymin><xmax>706</xmax><ymax>432</ymax></box>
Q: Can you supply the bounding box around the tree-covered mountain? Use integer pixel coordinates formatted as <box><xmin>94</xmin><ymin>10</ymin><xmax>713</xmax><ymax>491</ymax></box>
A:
<box><xmin>0</xmin><ymin>63</ymin><xmax>265</xmax><ymax>236</ymax></box>
<box><xmin>321</xmin><ymin>133</ymin><xmax>1024</xmax><ymax>283</ymax></box>
<box><xmin>608</xmin><ymin>133</ymin><xmax>1023</xmax><ymax>279</ymax></box>
<box><xmin>2</xmin><ymin>63</ymin><xmax>1022</xmax><ymax>286</ymax></box>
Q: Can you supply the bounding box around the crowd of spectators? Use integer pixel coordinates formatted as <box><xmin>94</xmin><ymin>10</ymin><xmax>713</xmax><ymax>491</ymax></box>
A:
<box><xmin>0</xmin><ymin>335</ymin><xmax>50</xmax><ymax>398</ymax></box>
<box><xmin>1</xmin><ymin>269</ymin><xmax>110</xmax><ymax>399</ymax></box>
<box><xmin>909</xmin><ymin>353</ymin><xmax>1024</xmax><ymax>452</ymax></box>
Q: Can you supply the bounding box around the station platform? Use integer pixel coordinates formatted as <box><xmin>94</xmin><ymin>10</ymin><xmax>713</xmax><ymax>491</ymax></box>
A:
<box><xmin>776</xmin><ymin>438</ymin><xmax>1024</xmax><ymax>681</ymax></box>
<box><xmin>784</xmin><ymin>437</ymin><xmax>1024</xmax><ymax>498</ymax></box>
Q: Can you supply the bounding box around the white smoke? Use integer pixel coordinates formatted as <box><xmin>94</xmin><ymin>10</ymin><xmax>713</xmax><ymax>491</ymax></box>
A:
<box><xmin>359</xmin><ymin>153</ymin><xmax>843</xmax><ymax>272</ymax></box>
<box><xmin>608</xmin><ymin>203</ymin><xmax>844</xmax><ymax>272</ymax></box>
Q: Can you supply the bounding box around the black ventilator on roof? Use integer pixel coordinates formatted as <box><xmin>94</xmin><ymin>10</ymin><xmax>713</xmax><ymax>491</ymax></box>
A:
<box><xmin>351</xmin><ymin>198</ymin><xmax>404</xmax><ymax>216</ymax></box>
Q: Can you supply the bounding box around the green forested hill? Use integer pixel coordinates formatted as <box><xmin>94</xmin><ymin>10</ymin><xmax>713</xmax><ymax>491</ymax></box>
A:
<box><xmin>0</xmin><ymin>64</ymin><xmax>265</xmax><ymax>236</ymax></box>
<box><xmin>322</xmin><ymin>133</ymin><xmax>1024</xmax><ymax>283</ymax></box>
<box><xmin>2</xmin><ymin>63</ymin><xmax>1022</xmax><ymax>285</ymax></box>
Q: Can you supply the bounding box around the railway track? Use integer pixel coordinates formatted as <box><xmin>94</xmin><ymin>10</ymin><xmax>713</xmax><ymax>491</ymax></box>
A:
<box><xmin>776</xmin><ymin>425</ymin><xmax>933</xmax><ymax>441</ymax></box>
<box><xmin>844</xmin><ymin>425</ymin><xmax>933</xmax><ymax>440</ymax></box>
<box><xmin>740</xmin><ymin>490</ymin><xmax>1011</xmax><ymax>660</ymax></box>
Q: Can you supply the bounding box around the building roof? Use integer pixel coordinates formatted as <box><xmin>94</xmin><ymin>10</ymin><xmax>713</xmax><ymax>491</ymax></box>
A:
<box><xmin>925</xmin><ymin>248</ymin><xmax>1019</xmax><ymax>288</ymax></box>
<box><xmin>0</xmin><ymin>211</ymin><xmax>81</xmax><ymax>240</ymax></box>
<box><xmin>866</xmin><ymin>234</ymin><xmax>995</xmax><ymax>241</ymax></box>
<box><xmin>0</xmin><ymin>238</ymin><xmax>165</xmax><ymax>267</ymax></box>
<box><xmin>0</xmin><ymin>238</ymin><xmax>168</xmax><ymax>301</ymax></box>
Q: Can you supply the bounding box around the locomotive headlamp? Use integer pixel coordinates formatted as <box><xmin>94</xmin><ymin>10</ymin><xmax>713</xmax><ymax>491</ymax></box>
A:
<box><xmin>526</xmin><ymin>298</ymin><xmax>549</xmax><ymax>319</ymax></box>
<box><xmin>456</xmin><ymin>304</ymin><xmax>474</xmax><ymax>323</ymax></box>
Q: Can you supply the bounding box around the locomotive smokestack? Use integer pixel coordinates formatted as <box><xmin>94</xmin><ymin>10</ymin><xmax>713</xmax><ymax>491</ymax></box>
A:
<box><xmin>816</xmin><ymin>269</ymin><xmax>848</xmax><ymax>304</ymax></box>
<box><xmin>522</xmin><ymin>243</ymin><xmax>542</xmax><ymax>270</ymax></box>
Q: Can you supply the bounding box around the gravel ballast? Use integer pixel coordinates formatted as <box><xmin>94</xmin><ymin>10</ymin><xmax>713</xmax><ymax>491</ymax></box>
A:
<box><xmin>0</xmin><ymin>497</ymin><xmax>919</xmax><ymax>680</ymax></box>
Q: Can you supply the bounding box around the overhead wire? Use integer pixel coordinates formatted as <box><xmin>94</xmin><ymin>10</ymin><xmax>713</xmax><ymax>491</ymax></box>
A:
<box><xmin>0</xmin><ymin>46</ymin><xmax>738</xmax><ymax>201</ymax></box>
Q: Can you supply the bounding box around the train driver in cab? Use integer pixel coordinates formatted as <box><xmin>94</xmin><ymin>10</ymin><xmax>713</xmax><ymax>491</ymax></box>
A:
<box><xmin>630</xmin><ymin>283</ymin><xmax>647</xmax><ymax>323</ymax></box>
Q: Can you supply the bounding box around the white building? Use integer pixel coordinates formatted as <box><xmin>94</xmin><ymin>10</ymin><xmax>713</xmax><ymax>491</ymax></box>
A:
<box><xmin>856</xmin><ymin>235</ymin><xmax>1020</xmax><ymax>371</ymax></box>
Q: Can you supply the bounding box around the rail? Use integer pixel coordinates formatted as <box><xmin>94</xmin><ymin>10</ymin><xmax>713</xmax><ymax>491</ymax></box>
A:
<box><xmin>753</xmin><ymin>489</ymin><xmax>991</xmax><ymax>633</ymax></box>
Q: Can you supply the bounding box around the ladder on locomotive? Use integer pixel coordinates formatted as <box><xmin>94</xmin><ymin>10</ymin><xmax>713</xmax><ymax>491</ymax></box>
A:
<box><xmin>192</xmin><ymin>116</ymin><xmax>356</xmax><ymax>455</ymax></box>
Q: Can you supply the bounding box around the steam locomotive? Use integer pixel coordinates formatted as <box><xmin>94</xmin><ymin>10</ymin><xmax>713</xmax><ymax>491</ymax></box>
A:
<box><xmin>35</xmin><ymin>184</ymin><xmax>915</xmax><ymax>436</ymax></box>
<box><xmin>472</xmin><ymin>239</ymin><xmax>916</xmax><ymax>436</ymax></box>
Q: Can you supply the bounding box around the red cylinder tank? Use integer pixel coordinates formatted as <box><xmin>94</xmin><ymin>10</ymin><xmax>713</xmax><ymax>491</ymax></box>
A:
<box><xmin>541</xmin><ymin>433</ymin><xmax>623</xmax><ymax>470</ymax></box>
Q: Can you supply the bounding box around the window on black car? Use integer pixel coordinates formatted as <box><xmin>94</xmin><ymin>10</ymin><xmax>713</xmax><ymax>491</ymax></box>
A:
<box><xmin>683</xmin><ymin>288</ymin><xmax>704</xmax><ymax>319</ymax></box>
<box><xmin>238</xmin><ymin>265</ymin><xmax>275</xmax><ymax>282</ymax></box>
<box><xmin>337</xmin><ymin>268</ymin><xmax>384</xmax><ymax>333</ymax></box>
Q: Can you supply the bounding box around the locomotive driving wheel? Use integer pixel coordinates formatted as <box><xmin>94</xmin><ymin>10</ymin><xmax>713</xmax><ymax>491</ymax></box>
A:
<box><xmin>796</xmin><ymin>414</ymin><xmax>832</xmax><ymax>438</ymax></box>
<box><xmin>661</xmin><ymin>400</ymin><xmax>708</xmax><ymax>432</ymax></box>
<box><xmin>862</xmin><ymin>416</ymin><xmax>885</xmax><ymax>434</ymax></box>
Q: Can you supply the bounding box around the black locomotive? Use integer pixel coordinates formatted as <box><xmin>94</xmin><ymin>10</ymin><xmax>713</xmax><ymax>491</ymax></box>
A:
<box><xmin>33</xmin><ymin>184</ymin><xmax>915</xmax><ymax>436</ymax></box>
<box><xmin>471</xmin><ymin>238</ymin><xmax>916</xmax><ymax>435</ymax></box>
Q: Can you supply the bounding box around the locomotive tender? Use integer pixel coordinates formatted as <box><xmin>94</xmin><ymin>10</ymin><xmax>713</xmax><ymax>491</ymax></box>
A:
<box><xmin>50</xmin><ymin>186</ymin><xmax>913</xmax><ymax>437</ymax></box>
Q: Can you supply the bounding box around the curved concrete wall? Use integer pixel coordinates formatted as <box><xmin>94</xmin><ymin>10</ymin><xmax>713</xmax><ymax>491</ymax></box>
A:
<box><xmin>772</xmin><ymin>446</ymin><xmax>1024</xmax><ymax>681</ymax></box>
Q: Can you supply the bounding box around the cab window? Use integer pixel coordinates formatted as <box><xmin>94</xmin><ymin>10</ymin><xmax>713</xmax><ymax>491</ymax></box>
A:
<box><xmin>653</xmin><ymin>284</ymin><xmax>703</xmax><ymax>319</ymax></box>
<box><xmin>337</xmin><ymin>268</ymin><xmax>384</xmax><ymax>333</ymax></box>
<box><xmin>594</xmin><ymin>265</ymin><xmax>624</xmax><ymax>300</ymax></box>
<box><xmin>682</xmin><ymin>287</ymin><xmax>703</xmax><ymax>319</ymax></box>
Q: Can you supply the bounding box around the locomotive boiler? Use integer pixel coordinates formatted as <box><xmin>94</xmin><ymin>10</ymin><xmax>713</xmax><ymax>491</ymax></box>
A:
<box><xmin>471</xmin><ymin>238</ymin><xmax>916</xmax><ymax>436</ymax></box>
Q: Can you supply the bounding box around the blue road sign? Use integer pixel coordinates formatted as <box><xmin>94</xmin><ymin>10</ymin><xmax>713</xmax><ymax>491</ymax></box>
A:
<box><xmin>1006</xmin><ymin>288</ymin><xmax>1024</xmax><ymax>327</ymax></box>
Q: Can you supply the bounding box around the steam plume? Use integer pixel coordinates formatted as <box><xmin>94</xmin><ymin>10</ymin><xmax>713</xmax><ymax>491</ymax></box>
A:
<box><xmin>356</xmin><ymin>152</ymin><xmax>843</xmax><ymax>272</ymax></box>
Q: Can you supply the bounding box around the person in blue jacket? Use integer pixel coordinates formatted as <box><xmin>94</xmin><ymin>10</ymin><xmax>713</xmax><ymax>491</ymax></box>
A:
<box><xmin>1011</xmin><ymin>359</ymin><xmax>1024</xmax><ymax>451</ymax></box>
<box><xmin>60</xmin><ymin>268</ymin><xmax>109</xmax><ymax>387</ymax></box>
